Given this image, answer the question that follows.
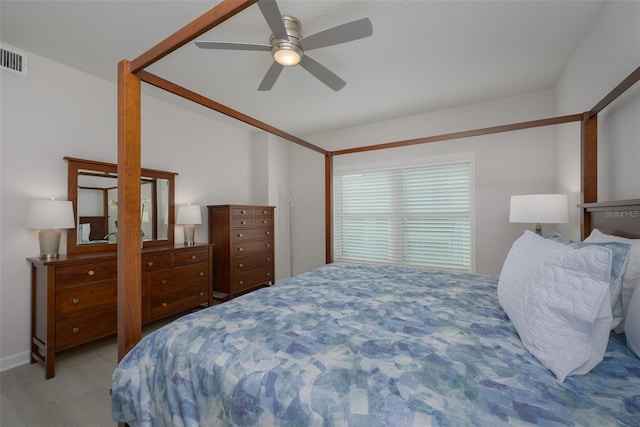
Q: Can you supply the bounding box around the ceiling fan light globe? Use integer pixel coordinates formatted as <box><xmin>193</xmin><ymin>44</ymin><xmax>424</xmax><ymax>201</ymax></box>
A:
<box><xmin>272</xmin><ymin>43</ymin><xmax>302</xmax><ymax>66</ymax></box>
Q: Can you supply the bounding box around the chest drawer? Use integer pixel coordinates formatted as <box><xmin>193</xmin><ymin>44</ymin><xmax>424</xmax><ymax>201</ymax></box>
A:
<box><xmin>55</xmin><ymin>307</ymin><xmax>117</xmax><ymax>349</ymax></box>
<box><xmin>232</xmin><ymin>267</ymin><xmax>273</xmax><ymax>293</ymax></box>
<box><xmin>55</xmin><ymin>260</ymin><xmax>117</xmax><ymax>288</ymax></box>
<box><xmin>255</xmin><ymin>207</ymin><xmax>273</xmax><ymax>217</ymax></box>
<box><xmin>142</xmin><ymin>253</ymin><xmax>172</xmax><ymax>273</ymax></box>
<box><xmin>55</xmin><ymin>280</ymin><xmax>116</xmax><ymax>317</ymax></box>
<box><xmin>151</xmin><ymin>284</ymin><xmax>208</xmax><ymax>319</ymax></box>
<box><xmin>174</xmin><ymin>249</ymin><xmax>209</xmax><ymax>267</ymax></box>
<box><xmin>232</xmin><ymin>239</ymin><xmax>274</xmax><ymax>256</ymax></box>
<box><xmin>231</xmin><ymin>207</ymin><xmax>254</xmax><ymax>217</ymax></box>
<box><xmin>150</xmin><ymin>264</ymin><xmax>209</xmax><ymax>293</ymax></box>
<box><xmin>232</xmin><ymin>227</ymin><xmax>273</xmax><ymax>242</ymax></box>
<box><xmin>232</xmin><ymin>252</ymin><xmax>274</xmax><ymax>275</ymax></box>
<box><xmin>231</xmin><ymin>217</ymin><xmax>254</xmax><ymax>228</ymax></box>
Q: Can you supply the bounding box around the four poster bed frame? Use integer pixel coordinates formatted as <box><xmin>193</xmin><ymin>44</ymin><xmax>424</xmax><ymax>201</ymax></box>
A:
<box><xmin>115</xmin><ymin>0</ymin><xmax>640</xmax><ymax>367</ymax></box>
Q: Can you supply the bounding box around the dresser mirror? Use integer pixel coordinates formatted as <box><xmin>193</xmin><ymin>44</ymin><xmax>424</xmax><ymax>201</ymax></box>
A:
<box><xmin>65</xmin><ymin>157</ymin><xmax>177</xmax><ymax>254</ymax></box>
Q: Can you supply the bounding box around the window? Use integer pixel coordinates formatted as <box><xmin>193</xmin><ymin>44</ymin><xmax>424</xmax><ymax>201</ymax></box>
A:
<box><xmin>333</xmin><ymin>154</ymin><xmax>474</xmax><ymax>272</ymax></box>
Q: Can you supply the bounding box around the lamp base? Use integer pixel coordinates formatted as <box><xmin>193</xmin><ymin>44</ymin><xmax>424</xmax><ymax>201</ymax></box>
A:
<box><xmin>535</xmin><ymin>223</ymin><xmax>543</xmax><ymax>235</ymax></box>
<box><xmin>39</xmin><ymin>229</ymin><xmax>62</xmax><ymax>259</ymax></box>
<box><xmin>183</xmin><ymin>224</ymin><xmax>195</xmax><ymax>246</ymax></box>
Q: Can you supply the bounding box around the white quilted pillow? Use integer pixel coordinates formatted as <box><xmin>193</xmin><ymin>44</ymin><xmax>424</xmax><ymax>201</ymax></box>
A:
<box><xmin>498</xmin><ymin>231</ymin><xmax>613</xmax><ymax>382</ymax></box>
<box><xmin>585</xmin><ymin>228</ymin><xmax>640</xmax><ymax>332</ymax></box>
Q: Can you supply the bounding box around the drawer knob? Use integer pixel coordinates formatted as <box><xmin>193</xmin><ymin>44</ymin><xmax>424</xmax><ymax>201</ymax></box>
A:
<box><xmin>265</xmin><ymin>243</ymin><xmax>270</xmax><ymax>248</ymax></box>
<box><xmin>147</xmin><ymin>261</ymin><xmax>154</xmax><ymax>267</ymax></box>
<box><xmin>161</xmin><ymin>280</ymin><xmax>168</xmax><ymax>285</ymax></box>
<box><xmin>240</xmin><ymin>210</ymin><xmax>246</xmax><ymax>214</ymax></box>
<box><xmin>198</xmin><ymin>272</ymin><xmax>204</xmax><ymax>277</ymax></box>
<box><xmin>240</xmin><ymin>220</ymin><xmax>246</xmax><ymax>225</ymax></box>
<box><xmin>199</xmin><ymin>292</ymin><xmax>204</xmax><ymax>297</ymax></box>
<box><xmin>87</xmin><ymin>270</ymin><xmax>95</xmax><ymax>276</ymax></box>
<box><xmin>237</xmin><ymin>233</ymin><xmax>243</xmax><ymax>237</ymax></box>
<box><xmin>239</xmin><ymin>280</ymin><xmax>244</xmax><ymax>285</ymax></box>
<box><xmin>262</xmin><ymin>220</ymin><xmax>268</xmax><ymax>224</ymax></box>
<box><xmin>72</xmin><ymin>298</ymin><xmax>80</xmax><ymax>305</ymax></box>
<box><xmin>265</xmin><ymin>231</ymin><xmax>270</xmax><ymax>236</ymax></box>
<box><xmin>238</xmin><ymin>247</ymin><xmax>244</xmax><ymax>252</ymax></box>
<box><xmin>238</xmin><ymin>263</ymin><xmax>244</xmax><ymax>268</ymax></box>
<box><xmin>262</xmin><ymin>210</ymin><xmax>267</xmax><ymax>214</ymax></box>
<box><xmin>191</xmin><ymin>255</ymin><xmax>197</xmax><ymax>260</ymax></box>
<box><xmin>72</xmin><ymin>327</ymin><xmax>80</xmax><ymax>334</ymax></box>
<box><xmin>162</xmin><ymin>302</ymin><xmax>168</xmax><ymax>308</ymax></box>
<box><xmin>266</xmin><ymin>273</ymin><xmax>271</xmax><ymax>277</ymax></box>
<box><xmin>266</xmin><ymin>258</ymin><xmax>271</xmax><ymax>262</ymax></box>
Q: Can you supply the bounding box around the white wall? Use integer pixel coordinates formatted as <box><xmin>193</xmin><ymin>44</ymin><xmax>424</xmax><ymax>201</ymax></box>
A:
<box><xmin>555</xmin><ymin>0</ymin><xmax>640</xmax><ymax>240</ymax></box>
<box><xmin>289</xmin><ymin>1</ymin><xmax>640</xmax><ymax>276</ymax></box>
<box><xmin>294</xmin><ymin>89</ymin><xmax>561</xmax><ymax>275</ymax></box>
<box><xmin>0</xmin><ymin>51</ymin><xmax>291</xmax><ymax>369</ymax></box>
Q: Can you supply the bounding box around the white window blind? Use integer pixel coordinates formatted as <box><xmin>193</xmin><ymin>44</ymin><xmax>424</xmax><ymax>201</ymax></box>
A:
<box><xmin>333</xmin><ymin>155</ymin><xmax>473</xmax><ymax>272</ymax></box>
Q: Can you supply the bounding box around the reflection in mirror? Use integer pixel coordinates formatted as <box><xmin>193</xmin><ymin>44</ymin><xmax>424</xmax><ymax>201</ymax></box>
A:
<box><xmin>76</xmin><ymin>172</ymin><xmax>170</xmax><ymax>244</ymax></box>
<box><xmin>66</xmin><ymin>157</ymin><xmax>177</xmax><ymax>254</ymax></box>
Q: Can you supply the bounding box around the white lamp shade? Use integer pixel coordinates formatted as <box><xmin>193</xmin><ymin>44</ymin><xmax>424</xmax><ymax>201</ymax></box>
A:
<box><xmin>176</xmin><ymin>204</ymin><xmax>202</xmax><ymax>225</ymax></box>
<box><xmin>509</xmin><ymin>194</ymin><xmax>569</xmax><ymax>224</ymax></box>
<box><xmin>27</xmin><ymin>199</ymin><xmax>75</xmax><ymax>229</ymax></box>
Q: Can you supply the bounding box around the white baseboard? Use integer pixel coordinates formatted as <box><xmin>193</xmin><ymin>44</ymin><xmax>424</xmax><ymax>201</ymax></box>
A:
<box><xmin>0</xmin><ymin>351</ymin><xmax>30</xmax><ymax>373</ymax></box>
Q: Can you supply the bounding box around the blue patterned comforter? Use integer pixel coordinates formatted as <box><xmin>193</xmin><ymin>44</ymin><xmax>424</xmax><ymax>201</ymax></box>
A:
<box><xmin>112</xmin><ymin>263</ymin><xmax>640</xmax><ymax>426</ymax></box>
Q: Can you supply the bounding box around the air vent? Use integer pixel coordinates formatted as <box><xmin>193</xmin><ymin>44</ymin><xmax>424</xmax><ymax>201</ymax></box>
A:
<box><xmin>1</xmin><ymin>45</ymin><xmax>27</xmax><ymax>76</ymax></box>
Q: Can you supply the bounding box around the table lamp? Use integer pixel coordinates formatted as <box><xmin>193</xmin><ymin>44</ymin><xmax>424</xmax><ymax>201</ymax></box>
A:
<box><xmin>27</xmin><ymin>199</ymin><xmax>75</xmax><ymax>259</ymax></box>
<box><xmin>509</xmin><ymin>194</ymin><xmax>568</xmax><ymax>235</ymax></box>
<box><xmin>176</xmin><ymin>204</ymin><xmax>201</xmax><ymax>246</ymax></box>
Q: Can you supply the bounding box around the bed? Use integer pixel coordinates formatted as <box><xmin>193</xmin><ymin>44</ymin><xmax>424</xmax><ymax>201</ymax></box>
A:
<box><xmin>112</xmin><ymin>231</ymin><xmax>640</xmax><ymax>426</ymax></box>
<box><xmin>109</xmin><ymin>1</ymin><xmax>640</xmax><ymax>425</ymax></box>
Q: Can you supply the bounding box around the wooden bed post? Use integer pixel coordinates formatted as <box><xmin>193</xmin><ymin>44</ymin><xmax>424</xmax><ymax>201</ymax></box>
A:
<box><xmin>581</xmin><ymin>111</ymin><xmax>598</xmax><ymax>239</ymax></box>
<box><xmin>117</xmin><ymin>59</ymin><xmax>142</xmax><ymax>361</ymax></box>
<box><xmin>325</xmin><ymin>153</ymin><xmax>333</xmax><ymax>264</ymax></box>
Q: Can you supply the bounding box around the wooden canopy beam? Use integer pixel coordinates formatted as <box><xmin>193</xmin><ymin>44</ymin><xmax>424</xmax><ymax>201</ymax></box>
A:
<box><xmin>139</xmin><ymin>70</ymin><xmax>328</xmax><ymax>155</ymax></box>
<box><xmin>330</xmin><ymin>114</ymin><xmax>583</xmax><ymax>156</ymax></box>
<box><xmin>130</xmin><ymin>0</ymin><xmax>257</xmax><ymax>74</ymax></box>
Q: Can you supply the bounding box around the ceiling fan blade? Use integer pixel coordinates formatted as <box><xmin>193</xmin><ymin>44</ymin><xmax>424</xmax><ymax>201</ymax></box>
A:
<box><xmin>258</xmin><ymin>61</ymin><xmax>284</xmax><ymax>91</ymax></box>
<box><xmin>195</xmin><ymin>41</ymin><xmax>271</xmax><ymax>51</ymax></box>
<box><xmin>299</xmin><ymin>56</ymin><xmax>346</xmax><ymax>91</ymax></box>
<box><xmin>257</xmin><ymin>0</ymin><xmax>288</xmax><ymax>40</ymax></box>
<box><xmin>300</xmin><ymin>17</ymin><xmax>373</xmax><ymax>51</ymax></box>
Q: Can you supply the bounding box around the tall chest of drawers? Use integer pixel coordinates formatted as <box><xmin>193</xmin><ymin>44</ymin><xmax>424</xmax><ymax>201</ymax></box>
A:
<box><xmin>208</xmin><ymin>205</ymin><xmax>275</xmax><ymax>301</ymax></box>
<box><xmin>27</xmin><ymin>243</ymin><xmax>213</xmax><ymax>379</ymax></box>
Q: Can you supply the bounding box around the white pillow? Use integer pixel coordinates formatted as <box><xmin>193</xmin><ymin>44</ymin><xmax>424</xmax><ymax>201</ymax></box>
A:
<box><xmin>586</xmin><ymin>229</ymin><xmax>640</xmax><ymax>331</ymax></box>
<box><xmin>498</xmin><ymin>231</ymin><xmax>613</xmax><ymax>382</ymax></box>
<box><xmin>625</xmin><ymin>285</ymin><xmax>640</xmax><ymax>358</ymax></box>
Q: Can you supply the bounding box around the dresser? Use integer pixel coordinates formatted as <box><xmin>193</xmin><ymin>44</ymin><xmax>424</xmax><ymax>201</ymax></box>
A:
<box><xmin>208</xmin><ymin>205</ymin><xmax>275</xmax><ymax>301</ymax></box>
<box><xmin>28</xmin><ymin>243</ymin><xmax>213</xmax><ymax>379</ymax></box>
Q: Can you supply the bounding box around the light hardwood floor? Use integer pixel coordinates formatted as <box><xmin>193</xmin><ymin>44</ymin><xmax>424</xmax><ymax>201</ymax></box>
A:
<box><xmin>1</xmin><ymin>317</ymin><xmax>178</xmax><ymax>427</ymax></box>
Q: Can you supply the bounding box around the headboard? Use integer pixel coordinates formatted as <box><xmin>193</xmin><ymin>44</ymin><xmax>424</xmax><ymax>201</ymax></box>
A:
<box><xmin>79</xmin><ymin>216</ymin><xmax>107</xmax><ymax>241</ymax></box>
<box><xmin>580</xmin><ymin>199</ymin><xmax>640</xmax><ymax>239</ymax></box>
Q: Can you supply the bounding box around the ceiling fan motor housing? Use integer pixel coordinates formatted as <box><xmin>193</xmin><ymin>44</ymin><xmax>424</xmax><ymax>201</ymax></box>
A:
<box><xmin>270</xmin><ymin>15</ymin><xmax>303</xmax><ymax>66</ymax></box>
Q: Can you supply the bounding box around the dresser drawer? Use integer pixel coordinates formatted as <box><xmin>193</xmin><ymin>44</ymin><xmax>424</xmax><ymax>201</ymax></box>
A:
<box><xmin>231</xmin><ymin>239</ymin><xmax>274</xmax><ymax>256</ymax></box>
<box><xmin>150</xmin><ymin>264</ymin><xmax>208</xmax><ymax>293</ymax></box>
<box><xmin>142</xmin><ymin>253</ymin><xmax>172</xmax><ymax>273</ymax></box>
<box><xmin>55</xmin><ymin>280</ymin><xmax>116</xmax><ymax>317</ymax></box>
<box><xmin>55</xmin><ymin>307</ymin><xmax>117</xmax><ymax>349</ymax></box>
<box><xmin>174</xmin><ymin>249</ymin><xmax>209</xmax><ymax>267</ymax></box>
<box><xmin>231</xmin><ymin>217</ymin><xmax>254</xmax><ymax>228</ymax></box>
<box><xmin>55</xmin><ymin>260</ymin><xmax>117</xmax><ymax>288</ymax></box>
<box><xmin>151</xmin><ymin>284</ymin><xmax>208</xmax><ymax>319</ymax></box>
<box><xmin>231</xmin><ymin>267</ymin><xmax>273</xmax><ymax>293</ymax></box>
<box><xmin>231</xmin><ymin>227</ymin><xmax>273</xmax><ymax>242</ymax></box>
<box><xmin>231</xmin><ymin>207</ymin><xmax>254</xmax><ymax>217</ymax></box>
<box><xmin>232</xmin><ymin>253</ymin><xmax>274</xmax><ymax>275</ymax></box>
<box><xmin>255</xmin><ymin>207</ymin><xmax>273</xmax><ymax>217</ymax></box>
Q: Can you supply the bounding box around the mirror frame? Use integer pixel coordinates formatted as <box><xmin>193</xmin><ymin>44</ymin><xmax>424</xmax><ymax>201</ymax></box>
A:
<box><xmin>65</xmin><ymin>157</ymin><xmax>178</xmax><ymax>254</ymax></box>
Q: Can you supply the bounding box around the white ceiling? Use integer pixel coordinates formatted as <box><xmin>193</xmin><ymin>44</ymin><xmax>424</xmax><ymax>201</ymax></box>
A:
<box><xmin>1</xmin><ymin>1</ymin><xmax>604</xmax><ymax>137</ymax></box>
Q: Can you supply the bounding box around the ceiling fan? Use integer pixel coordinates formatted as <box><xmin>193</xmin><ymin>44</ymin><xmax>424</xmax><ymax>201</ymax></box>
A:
<box><xmin>195</xmin><ymin>0</ymin><xmax>373</xmax><ymax>91</ymax></box>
